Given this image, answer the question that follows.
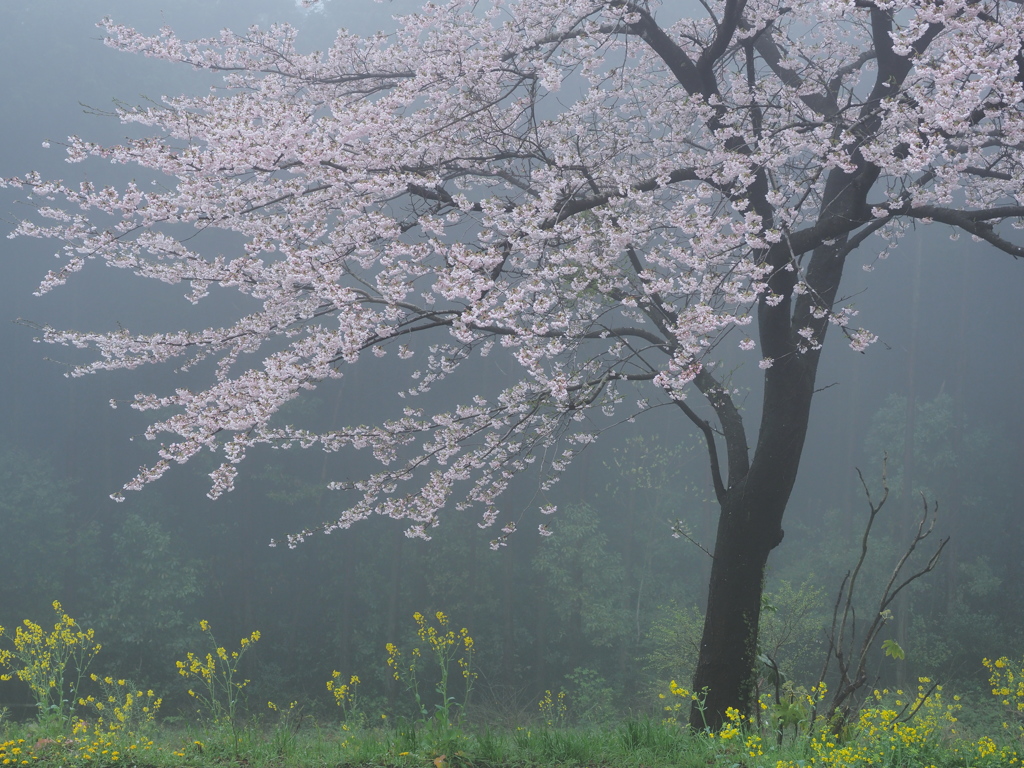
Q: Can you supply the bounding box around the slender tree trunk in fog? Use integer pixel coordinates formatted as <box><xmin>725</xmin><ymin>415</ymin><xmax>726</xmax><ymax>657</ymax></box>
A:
<box><xmin>501</xmin><ymin>553</ymin><xmax>515</xmax><ymax>681</ymax></box>
<box><xmin>945</xmin><ymin>254</ymin><xmax>970</xmax><ymax>613</ymax></box>
<box><xmin>535</xmin><ymin>589</ymin><xmax>548</xmax><ymax>695</ymax></box>
<box><xmin>339</xmin><ymin>537</ymin><xmax>354</xmax><ymax>674</ymax></box>
<box><xmin>385</xmin><ymin>528</ymin><xmax>405</xmax><ymax>708</ymax></box>
<box><xmin>894</xmin><ymin>242</ymin><xmax>922</xmax><ymax>690</ymax></box>
<box><xmin>618</xmin><ymin>494</ymin><xmax>638</xmax><ymax>694</ymax></box>
<box><xmin>839</xmin><ymin>366</ymin><xmax>863</xmax><ymax>542</ymax></box>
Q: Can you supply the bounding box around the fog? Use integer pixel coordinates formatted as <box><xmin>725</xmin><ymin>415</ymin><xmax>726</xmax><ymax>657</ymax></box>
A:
<box><xmin>1</xmin><ymin>0</ymin><xmax>1022</xmax><ymax>722</ymax></box>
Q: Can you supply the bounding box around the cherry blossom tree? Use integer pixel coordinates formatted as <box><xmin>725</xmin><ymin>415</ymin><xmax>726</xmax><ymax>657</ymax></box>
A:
<box><xmin>7</xmin><ymin>0</ymin><xmax>1024</xmax><ymax>727</ymax></box>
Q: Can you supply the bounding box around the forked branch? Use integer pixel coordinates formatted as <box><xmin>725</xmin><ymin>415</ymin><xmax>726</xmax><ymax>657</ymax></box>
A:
<box><xmin>816</xmin><ymin>459</ymin><xmax>949</xmax><ymax>728</ymax></box>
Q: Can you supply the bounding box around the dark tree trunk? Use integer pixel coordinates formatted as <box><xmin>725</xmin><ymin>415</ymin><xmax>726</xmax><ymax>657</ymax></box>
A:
<box><xmin>501</xmin><ymin>551</ymin><xmax>515</xmax><ymax>680</ymax></box>
<box><xmin>688</xmin><ymin>217</ymin><xmax>854</xmax><ymax>729</ymax></box>
<box><xmin>384</xmin><ymin>527</ymin><xmax>405</xmax><ymax>709</ymax></box>
<box><xmin>688</xmin><ymin>349</ymin><xmax>820</xmax><ymax>729</ymax></box>
<box><xmin>689</xmin><ymin>494</ymin><xmax>781</xmax><ymax>727</ymax></box>
<box><xmin>687</xmin><ymin>369</ymin><xmax>814</xmax><ymax>728</ymax></box>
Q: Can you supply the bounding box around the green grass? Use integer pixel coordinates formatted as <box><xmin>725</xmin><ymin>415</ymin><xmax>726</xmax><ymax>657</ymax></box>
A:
<box><xmin>0</xmin><ymin>717</ymin><xmax>718</xmax><ymax>768</ymax></box>
<box><xmin>2</xmin><ymin>711</ymin><xmax>1022</xmax><ymax>768</ymax></box>
<box><xmin>3</xmin><ymin>681</ymin><xmax>1024</xmax><ymax>768</ymax></box>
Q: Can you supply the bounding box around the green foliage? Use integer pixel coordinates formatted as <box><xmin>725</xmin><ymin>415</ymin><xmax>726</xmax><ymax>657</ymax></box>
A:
<box><xmin>861</xmin><ymin>391</ymin><xmax>1024</xmax><ymax>684</ymax></box>
<box><xmin>0</xmin><ymin>450</ymin><xmax>78</xmax><ymax>621</ymax></box>
<box><xmin>472</xmin><ymin>727</ymin><xmax>507</xmax><ymax>763</ymax></box>
<box><xmin>563</xmin><ymin>667</ymin><xmax>616</xmax><ymax>725</ymax></box>
<box><xmin>644</xmin><ymin>604</ymin><xmax>704</xmax><ymax>692</ymax></box>
<box><xmin>91</xmin><ymin>511</ymin><xmax>202</xmax><ymax>661</ymax></box>
<box><xmin>865</xmin><ymin>393</ymin><xmax>960</xmax><ymax>499</ymax></box>
<box><xmin>533</xmin><ymin>503</ymin><xmax>629</xmax><ymax>649</ymax></box>
<box><xmin>768</xmin><ymin>682</ymin><xmax>814</xmax><ymax>740</ymax></box>
<box><xmin>759</xmin><ymin>577</ymin><xmax>827</xmax><ymax>674</ymax></box>
<box><xmin>883</xmin><ymin>639</ymin><xmax>906</xmax><ymax>660</ymax></box>
<box><xmin>645</xmin><ymin>577</ymin><xmax>827</xmax><ymax>704</ymax></box>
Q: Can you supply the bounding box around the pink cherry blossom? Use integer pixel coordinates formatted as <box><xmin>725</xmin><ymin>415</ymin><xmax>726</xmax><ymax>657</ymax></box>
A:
<box><xmin>6</xmin><ymin>0</ymin><xmax>1023</xmax><ymax>551</ymax></box>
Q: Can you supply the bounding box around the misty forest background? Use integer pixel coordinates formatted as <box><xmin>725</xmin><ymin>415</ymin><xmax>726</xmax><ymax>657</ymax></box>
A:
<box><xmin>1</xmin><ymin>0</ymin><xmax>1023</xmax><ymax>725</ymax></box>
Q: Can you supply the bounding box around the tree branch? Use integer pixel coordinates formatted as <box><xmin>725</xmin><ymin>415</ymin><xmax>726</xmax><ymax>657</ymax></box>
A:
<box><xmin>618</xmin><ymin>2</ymin><xmax>705</xmax><ymax>94</ymax></box>
<box><xmin>694</xmin><ymin>368</ymin><xmax>750</xmax><ymax>485</ymax></box>
<box><xmin>905</xmin><ymin>205</ymin><xmax>1024</xmax><ymax>258</ymax></box>
<box><xmin>672</xmin><ymin>396</ymin><xmax>728</xmax><ymax>502</ymax></box>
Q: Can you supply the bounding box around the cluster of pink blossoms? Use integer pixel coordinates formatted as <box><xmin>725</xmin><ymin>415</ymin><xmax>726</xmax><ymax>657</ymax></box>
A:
<box><xmin>5</xmin><ymin>0</ymin><xmax>1022</xmax><ymax>545</ymax></box>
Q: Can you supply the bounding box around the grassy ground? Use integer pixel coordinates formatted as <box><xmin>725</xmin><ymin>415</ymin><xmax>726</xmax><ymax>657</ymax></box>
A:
<box><xmin>3</xmin><ymin>715</ymin><xmax>795</xmax><ymax>768</ymax></box>
<box><xmin>1</xmin><ymin>704</ymin><xmax>1023</xmax><ymax>768</ymax></box>
<box><xmin>2</xmin><ymin>609</ymin><xmax>1024</xmax><ymax>767</ymax></box>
